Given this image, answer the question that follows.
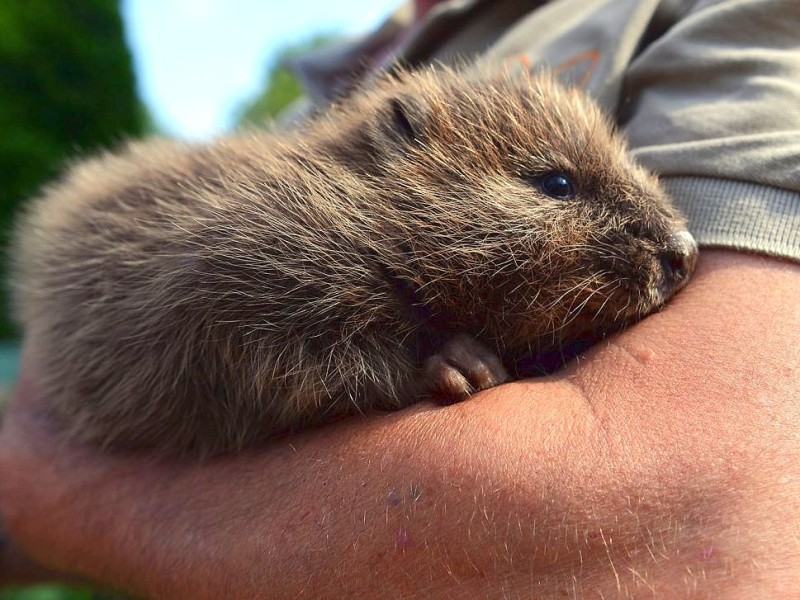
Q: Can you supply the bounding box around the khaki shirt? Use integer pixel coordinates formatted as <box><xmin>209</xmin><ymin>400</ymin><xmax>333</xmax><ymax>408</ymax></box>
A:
<box><xmin>291</xmin><ymin>0</ymin><xmax>800</xmax><ymax>260</ymax></box>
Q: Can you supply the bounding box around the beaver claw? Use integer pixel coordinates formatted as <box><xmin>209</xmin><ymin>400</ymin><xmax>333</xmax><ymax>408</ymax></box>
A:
<box><xmin>424</xmin><ymin>334</ymin><xmax>510</xmax><ymax>404</ymax></box>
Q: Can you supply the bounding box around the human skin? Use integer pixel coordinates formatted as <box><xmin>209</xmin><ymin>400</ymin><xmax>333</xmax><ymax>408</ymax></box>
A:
<box><xmin>0</xmin><ymin>249</ymin><xmax>799</xmax><ymax>598</ymax></box>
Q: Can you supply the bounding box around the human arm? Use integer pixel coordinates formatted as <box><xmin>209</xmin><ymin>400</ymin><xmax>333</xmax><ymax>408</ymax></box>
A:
<box><xmin>0</xmin><ymin>523</ymin><xmax>83</xmax><ymax>586</ymax></box>
<box><xmin>1</xmin><ymin>249</ymin><xmax>799</xmax><ymax>598</ymax></box>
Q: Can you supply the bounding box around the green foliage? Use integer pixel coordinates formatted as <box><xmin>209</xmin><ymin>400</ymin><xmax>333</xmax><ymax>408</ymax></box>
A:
<box><xmin>0</xmin><ymin>587</ymin><xmax>129</xmax><ymax>600</ymax></box>
<box><xmin>0</xmin><ymin>586</ymin><xmax>94</xmax><ymax>600</ymax></box>
<box><xmin>237</xmin><ymin>67</ymin><xmax>305</xmax><ymax>126</ymax></box>
<box><xmin>0</xmin><ymin>0</ymin><xmax>144</xmax><ymax>338</ymax></box>
<box><xmin>235</xmin><ymin>34</ymin><xmax>337</xmax><ymax>126</ymax></box>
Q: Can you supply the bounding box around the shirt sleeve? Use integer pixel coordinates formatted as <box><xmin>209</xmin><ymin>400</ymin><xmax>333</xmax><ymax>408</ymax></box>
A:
<box><xmin>289</xmin><ymin>0</ymin><xmax>800</xmax><ymax>260</ymax></box>
<box><xmin>621</xmin><ymin>0</ymin><xmax>800</xmax><ymax>258</ymax></box>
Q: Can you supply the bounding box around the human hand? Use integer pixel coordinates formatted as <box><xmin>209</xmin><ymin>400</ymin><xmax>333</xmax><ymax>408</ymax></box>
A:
<box><xmin>1</xmin><ymin>250</ymin><xmax>799</xmax><ymax>598</ymax></box>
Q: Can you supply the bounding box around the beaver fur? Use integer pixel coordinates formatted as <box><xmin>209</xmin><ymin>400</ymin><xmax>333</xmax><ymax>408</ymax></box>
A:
<box><xmin>11</xmin><ymin>66</ymin><xmax>697</xmax><ymax>455</ymax></box>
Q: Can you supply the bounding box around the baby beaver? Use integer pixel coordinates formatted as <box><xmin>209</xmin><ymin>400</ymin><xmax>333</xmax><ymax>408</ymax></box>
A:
<box><xmin>11</xmin><ymin>66</ymin><xmax>697</xmax><ymax>456</ymax></box>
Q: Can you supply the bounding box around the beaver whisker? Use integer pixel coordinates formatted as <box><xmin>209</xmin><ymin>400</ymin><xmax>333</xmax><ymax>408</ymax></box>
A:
<box><xmin>554</xmin><ymin>278</ymin><xmax>618</xmax><ymax>335</ymax></box>
<box><xmin>591</xmin><ymin>282</ymin><xmax>624</xmax><ymax>323</ymax></box>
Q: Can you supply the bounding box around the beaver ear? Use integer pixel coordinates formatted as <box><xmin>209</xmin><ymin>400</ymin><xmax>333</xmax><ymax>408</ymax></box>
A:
<box><xmin>386</xmin><ymin>96</ymin><xmax>423</xmax><ymax>144</ymax></box>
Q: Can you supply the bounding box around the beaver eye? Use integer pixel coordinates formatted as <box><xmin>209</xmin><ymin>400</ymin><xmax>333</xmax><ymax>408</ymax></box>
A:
<box><xmin>540</xmin><ymin>173</ymin><xmax>576</xmax><ymax>199</ymax></box>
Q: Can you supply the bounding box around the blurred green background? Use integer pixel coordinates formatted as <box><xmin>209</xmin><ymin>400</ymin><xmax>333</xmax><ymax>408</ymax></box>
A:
<box><xmin>0</xmin><ymin>0</ymin><xmax>325</xmax><ymax>340</ymax></box>
<box><xmin>0</xmin><ymin>0</ymin><xmax>145</xmax><ymax>341</ymax></box>
<box><xmin>0</xmin><ymin>0</ymin><xmax>387</xmax><ymax>596</ymax></box>
<box><xmin>0</xmin><ymin>588</ymin><xmax>113</xmax><ymax>600</ymax></box>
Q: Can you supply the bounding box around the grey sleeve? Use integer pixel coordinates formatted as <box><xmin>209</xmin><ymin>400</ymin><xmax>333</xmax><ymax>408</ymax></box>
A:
<box><xmin>289</xmin><ymin>0</ymin><xmax>800</xmax><ymax>259</ymax></box>
<box><xmin>622</xmin><ymin>0</ymin><xmax>800</xmax><ymax>258</ymax></box>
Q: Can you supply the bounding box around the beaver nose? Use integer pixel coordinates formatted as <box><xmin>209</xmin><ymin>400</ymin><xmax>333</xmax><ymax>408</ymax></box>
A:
<box><xmin>659</xmin><ymin>230</ymin><xmax>698</xmax><ymax>297</ymax></box>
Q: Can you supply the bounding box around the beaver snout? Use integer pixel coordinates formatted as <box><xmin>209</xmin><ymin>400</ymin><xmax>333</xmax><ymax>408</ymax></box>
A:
<box><xmin>658</xmin><ymin>229</ymin><xmax>698</xmax><ymax>299</ymax></box>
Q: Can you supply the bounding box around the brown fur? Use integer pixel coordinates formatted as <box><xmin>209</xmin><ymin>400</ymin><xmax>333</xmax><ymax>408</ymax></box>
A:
<box><xmin>11</xmin><ymin>66</ymin><xmax>696</xmax><ymax>456</ymax></box>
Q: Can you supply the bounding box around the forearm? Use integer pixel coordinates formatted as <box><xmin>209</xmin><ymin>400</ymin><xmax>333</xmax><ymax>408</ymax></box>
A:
<box><xmin>2</xmin><ymin>250</ymin><xmax>800</xmax><ymax>598</ymax></box>
<box><xmin>0</xmin><ymin>525</ymin><xmax>81</xmax><ymax>587</ymax></box>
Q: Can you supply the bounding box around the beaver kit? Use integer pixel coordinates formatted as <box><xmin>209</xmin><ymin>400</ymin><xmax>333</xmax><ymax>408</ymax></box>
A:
<box><xmin>12</xmin><ymin>67</ymin><xmax>697</xmax><ymax>455</ymax></box>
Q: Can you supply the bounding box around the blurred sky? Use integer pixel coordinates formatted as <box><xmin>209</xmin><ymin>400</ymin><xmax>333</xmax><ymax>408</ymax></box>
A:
<box><xmin>121</xmin><ymin>0</ymin><xmax>399</xmax><ymax>139</ymax></box>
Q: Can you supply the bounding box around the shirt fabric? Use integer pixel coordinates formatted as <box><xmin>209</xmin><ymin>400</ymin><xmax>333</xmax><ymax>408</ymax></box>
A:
<box><xmin>290</xmin><ymin>0</ymin><xmax>800</xmax><ymax>261</ymax></box>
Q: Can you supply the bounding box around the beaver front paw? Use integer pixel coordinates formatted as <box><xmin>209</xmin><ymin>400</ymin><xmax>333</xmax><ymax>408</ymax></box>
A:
<box><xmin>424</xmin><ymin>334</ymin><xmax>509</xmax><ymax>405</ymax></box>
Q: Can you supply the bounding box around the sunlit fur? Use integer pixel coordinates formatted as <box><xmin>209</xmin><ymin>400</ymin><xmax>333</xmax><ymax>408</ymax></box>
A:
<box><xmin>11</xmin><ymin>66</ymin><xmax>692</xmax><ymax>455</ymax></box>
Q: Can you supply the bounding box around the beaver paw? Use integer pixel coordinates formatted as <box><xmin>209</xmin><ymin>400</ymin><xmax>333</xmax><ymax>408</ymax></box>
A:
<box><xmin>424</xmin><ymin>334</ymin><xmax>509</xmax><ymax>405</ymax></box>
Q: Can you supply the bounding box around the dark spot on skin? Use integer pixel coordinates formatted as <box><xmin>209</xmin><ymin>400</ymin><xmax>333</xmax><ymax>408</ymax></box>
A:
<box><xmin>388</xmin><ymin>489</ymin><xmax>402</xmax><ymax>506</ymax></box>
